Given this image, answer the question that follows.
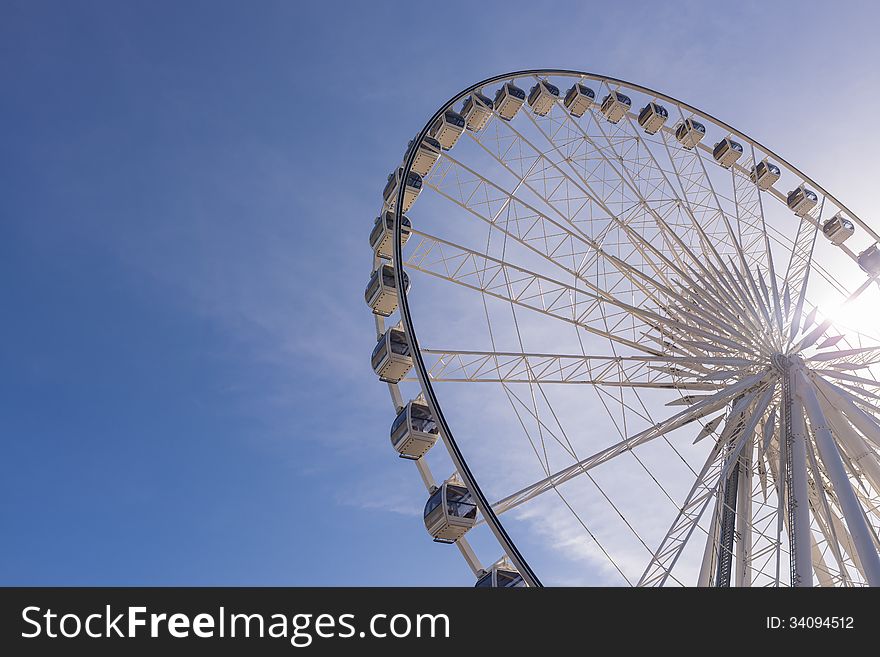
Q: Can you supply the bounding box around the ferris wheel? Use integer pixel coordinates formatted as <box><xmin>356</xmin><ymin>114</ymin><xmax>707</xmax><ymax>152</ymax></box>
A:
<box><xmin>366</xmin><ymin>70</ymin><xmax>880</xmax><ymax>587</ymax></box>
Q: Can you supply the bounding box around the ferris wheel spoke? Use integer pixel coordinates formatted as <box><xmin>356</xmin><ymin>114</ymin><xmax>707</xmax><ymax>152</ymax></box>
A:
<box><xmin>415</xmin><ymin>348</ymin><xmax>754</xmax><ymax>389</ymax></box>
<box><xmin>641</xmin><ymin>384</ymin><xmax>774</xmax><ymax>586</ymax></box>
<box><xmin>580</xmin><ymin>82</ymin><xmax>736</xmax><ymax>272</ymax></box>
<box><xmin>652</xmin><ymin>121</ymin><xmax>739</xmax><ymax>267</ymax></box>
<box><xmin>462</xmin><ymin>116</ymin><xmax>780</xmax><ymax>359</ymax></box>
<box><xmin>746</xmin><ymin>145</ymin><xmax>787</xmax><ymax>335</ymax></box>
<box><xmin>807</xmin><ymin>345</ymin><xmax>880</xmax><ymax>367</ymax></box>
<box><xmin>791</xmin><ymin>276</ymin><xmax>877</xmax><ymax>353</ymax></box>
<box><xmin>477</xmin><ymin>98</ymin><xmax>728</xmax><ymax>314</ymax></box>
<box><xmin>682</xmin><ymin>263</ymin><xmax>768</xmax><ymax>349</ymax></box>
<box><xmin>820</xmin><ymin>402</ymin><xmax>880</xmax><ymax>527</ymax></box>
<box><xmin>702</xmin><ymin>257</ymin><xmax>770</xmax><ymax>343</ymax></box>
<box><xmin>726</xmin><ymin>255</ymin><xmax>775</xmax><ymax>337</ymax></box>
<box><xmin>782</xmin><ymin>197</ymin><xmax>826</xmax><ymax>344</ymax></box>
<box><xmin>815</xmin><ymin>369</ymin><xmax>880</xmax><ymax>394</ymax></box>
<box><xmin>407</xmin><ymin>220</ymin><xmax>763</xmax><ymax>363</ymax></box>
<box><xmin>837</xmin><ymin>383</ymin><xmax>880</xmax><ymax>414</ymax></box>
<box><xmin>658</xmin><ymin>109</ymin><xmax>765</xmax><ymax>299</ymax></box>
<box><xmin>638</xmin><ymin>426</ymin><xmax>735</xmax><ymax>586</ymax></box>
<box><xmin>730</xmin><ymin>148</ymin><xmax>775</xmax><ymax>276</ymax></box>
<box><xmin>520</xmin><ymin>98</ymin><xmax>697</xmax><ymax>281</ymax></box>
<box><xmin>424</xmin><ymin>154</ymin><xmax>595</xmax><ymax>281</ymax></box>
<box><xmin>486</xmin><ymin>372</ymin><xmax>771</xmax><ymax>522</ymax></box>
<box><xmin>468</xmin><ymin>114</ymin><xmax>690</xmax><ymax>307</ymax></box>
<box><xmin>425</xmin><ymin>153</ymin><xmax>678</xmax><ymax>320</ymax></box>
<box><xmin>404</xmin><ymin>230</ymin><xmax>684</xmax><ymax>356</ymax></box>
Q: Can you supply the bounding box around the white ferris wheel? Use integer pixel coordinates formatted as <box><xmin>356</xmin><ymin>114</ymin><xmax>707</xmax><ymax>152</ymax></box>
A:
<box><xmin>366</xmin><ymin>70</ymin><xmax>880</xmax><ymax>587</ymax></box>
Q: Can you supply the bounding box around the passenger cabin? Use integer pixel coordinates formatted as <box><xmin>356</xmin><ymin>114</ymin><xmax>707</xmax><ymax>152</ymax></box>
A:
<box><xmin>599</xmin><ymin>91</ymin><xmax>632</xmax><ymax>123</ymax></box>
<box><xmin>405</xmin><ymin>136</ymin><xmax>442</xmax><ymax>177</ymax></box>
<box><xmin>461</xmin><ymin>92</ymin><xmax>494</xmax><ymax>132</ymax></box>
<box><xmin>493</xmin><ymin>82</ymin><xmax>526</xmax><ymax>121</ymax></box>
<box><xmin>787</xmin><ymin>185</ymin><xmax>818</xmax><ymax>217</ymax></box>
<box><xmin>527</xmin><ymin>80</ymin><xmax>560</xmax><ymax>116</ymax></box>
<box><xmin>369</xmin><ymin>211</ymin><xmax>412</xmax><ymax>259</ymax></box>
<box><xmin>428</xmin><ymin>110</ymin><xmax>466</xmax><ymax>151</ymax></box>
<box><xmin>712</xmin><ymin>138</ymin><xmax>744</xmax><ymax>169</ymax></box>
<box><xmin>390</xmin><ymin>399</ymin><xmax>438</xmax><ymax>459</ymax></box>
<box><xmin>364</xmin><ymin>264</ymin><xmax>410</xmax><ymax>317</ymax></box>
<box><xmin>424</xmin><ymin>479</ymin><xmax>477</xmax><ymax>543</ymax></box>
<box><xmin>675</xmin><ymin>118</ymin><xmax>706</xmax><ymax>149</ymax></box>
<box><xmin>475</xmin><ymin>564</ymin><xmax>525</xmax><ymax>588</ymax></box>
<box><xmin>750</xmin><ymin>159</ymin><xmax>781</xmax><ymax>190</ymax></box>
<box><xmin>822</xmin><ymin>213</ymin><xmax>855</xmax><ymax>246</ymax></box>
<box><xmin>382</xmin><ymin>168</ymin><xmax>423</xmax><ymax>213</ymax></box>
<box><xmin>637</xmin><ymin>102</ymin><xmax>668</xmax><ymax>134</ymax></box>
<box><xmin>858</xmin><ymin>244</ymin><xmax>880</xmax><ymax>276</ymax></box>
<box><xmin>563</xmin><ymin>83</ymin><xmax>595</xmax><ymax>117</ymax></box>
<box><xmin>371</xmin><ymin>326</ymin><xmax>413</xmax><ymax>383</ymax></box>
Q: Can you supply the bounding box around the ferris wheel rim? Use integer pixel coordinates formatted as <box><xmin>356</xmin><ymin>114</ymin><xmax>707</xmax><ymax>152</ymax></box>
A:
<box><xmin>432</xmin><ymin>69</ymin><xmax>876</xmax><ymax>246</ymax></box>
<box><xmin>388</xmin><ymin>69</ymin><xmax>880</xmax><ymax>587</ymax></box>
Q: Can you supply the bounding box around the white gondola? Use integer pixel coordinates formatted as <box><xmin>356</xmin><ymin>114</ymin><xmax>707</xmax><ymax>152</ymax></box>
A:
<box><xmin>493</xmin><ymin>82</ymin><xmax>526</xmax><ymax>121</ymax></box>
<box><xmin>563</xmin><ymin>83</ymin><xmax>595</xmax><ymax>118</ymax></box>
<box><xmin>371</xmin><ymin>325</ymin><xmax>412</xmax><ymax>383</ymax></box>
<box><xmin>858</xmin><ymin>244</ymin><xmax>880</xmax><ymax>276</ymax></box>
<box><xmin>475</xmin><ymin>562</ymin><xmax>525</xmax><ymax>588</ymax></box>
<box><xmin>527</xmin><ymin>80</ymin><xmax>560</xmax><ymax>116</ymax></box>
<box><xmin>460</xmin><ymin>92</ymin><xmax>494</xmax><ymax>132</ymax></box>
<box><xmin>786</xmin><ymin>185</ymin><xmax>818</xmax><ymax>217</ymax></box>
<box><xmin>404</xmin><ymin>135</ymin><xmax>442</xmax><ymax>177</ymax></box>
<box><xmin>675</xmin><ymin>118</ymin><xmax>706</xmax><ymax>149</ymax></box>
<box><xmin>382</xmin><ymin>168</ymin><xmax>423</xmax><ymax>213</ymax></box>
<box><xmin>390</xmin><ymin>398</ymin><xmax>438</xmax><ymax>459</ymax></box>
<box><xmin>428</xmin><ymin>110</ymin><xmax>466</xmax><ymax>151</ymax></box>
<box><xmin>599</xmin><ymin>91</ymin><xmax>632</xmax><ymax>123</ymax></box>
<box><xmin>369</xmin><ymin>211</ymin><xmax>412</xmax><ymax>260</ymax></box>
<box><xmin>712</xmin><ymin>137</ymin><xmax>744</xmax><ymax>169</ymax></box>
<box><xmin>637</xmin><ymin>102</ymin><xmax>668</xmax><ymax>134</ymax></box>
<box><xmin>423</xmin><ymin>478</ymin><xmax>477</xmax><ymax>543</ymax></box>
<box><xmin>822</xmin><ymin>213</ymin><xmax>855</xmax><ymax>246</ymax></box>
<box><xmin>364</xmin><ymin>263</ymin><xmax>410</xmax><ymax>317</ymax></box>
<box><xmin>749</xmin><ymin>159</ymin><xmax>781</xmax><ymax>190</ymax></box>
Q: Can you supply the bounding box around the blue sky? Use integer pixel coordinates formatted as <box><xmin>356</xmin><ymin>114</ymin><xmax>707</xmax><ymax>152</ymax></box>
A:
<box><xmin>2</xmin><ymin>0</ymin><xmax>880</xmax><ymax>585</ymax></box>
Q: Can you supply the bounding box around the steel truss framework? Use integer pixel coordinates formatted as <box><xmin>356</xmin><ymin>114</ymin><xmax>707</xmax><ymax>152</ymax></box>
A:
<box><xmin>372</xmin><ymin>70</ymin><xmax>880</xmax><ymax>587</ymax></box>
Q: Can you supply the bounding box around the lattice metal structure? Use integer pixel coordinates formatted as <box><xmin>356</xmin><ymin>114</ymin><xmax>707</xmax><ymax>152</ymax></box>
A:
<box><xmin>367</xmin><ymin>70</ymin><xmax>880</xmax><ymax>587</ymax></box>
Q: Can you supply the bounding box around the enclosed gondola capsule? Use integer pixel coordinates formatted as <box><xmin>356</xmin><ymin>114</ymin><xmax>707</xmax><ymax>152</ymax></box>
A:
<box><xmin>786</xmin><ymin>185</ymin><xmax>818</xmax><ymax>217</ymax></box>
<box><xmin>712</xmin><ymin>138</ymin><xmax>744</xmax><ymax>169</ymax></box>
<box><xmin>858</xmin><ymin>244</ymin><xmax>880</xmax><ymax>276</ymax></box>
<box><xmin>527</xmin><ymin>80</ymin><xmax>560</xmax><ymax>116</ymax></box>
<box><xmin>369</xmin><ymin>211</ymin><xmax>412</xmax><ymax>260</ymax></box>
<box><xmin>404</xmin><ymin>135</ymin><xmax>442</xmax><ymax>177</ymax></box>
<box><xmin>637</xmin><ymin>102</ymin><xmax>668</xmax><ymax>134</ymax></box>
<box><xmin>822</xmin><ymin>213</ymin><xmax>855</xmax><ymax>246</ymax></box>
<box><xmin>364</xmin><ymin>264</ymin><xmax>410</xmax><ymax>317</ymax></box>
<box><xmin>475</xmin><ymin>562</ymin><xmax>525</xmax><ymax>588</ymax></box>
<box><xmin>563</xmin><ymin>83</ymin><xmax>595</xmax><ymax>118</ymax></box>
<box><xmin>390</xmin><ymin>398</ymin><xmax>438</xmax><ymax>459</ymax></box>
<box><xmin>493</xmin><ymin>82</ymin><xmax>526</xmax><ymax>121</ymax></box>
<box><xmin>461</xmin><ymin>92</ymin><xmax>494</xmax><ymax>132</ymax></box>
<box><xmin>599</xmin><ymin>91</ymin><xmax>632</xmax><ymax>123</ymax></box>
<box><xmin>371</xmin><ymin>325</ymin><xmax>413</xmax><ymax>384</ymax></box>
<box><xmin>675</xmin><ymin>118</ymin><xmax>706</xmax><ymax>149</ymax></box>
<box><xmin>428</xmin><ymin>110</ymin><xmax>466</xmax><ymax>151</ymax></box>
<box><xmin>423</xmin><ymin>479</ymin><xmax>477</xmax><ymax>543</ymax></box>
<box><xmin>382</xmin><ymin>168</ymin><xmax>423</xmax><ymax>213</ymax></box>
<box><xmin>749</xmin><ymin>159</ymin><xmax>781</xmax><ymax>190</ymax></box>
